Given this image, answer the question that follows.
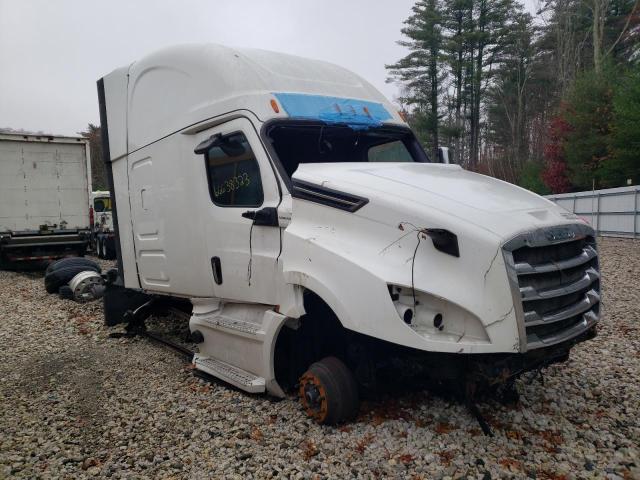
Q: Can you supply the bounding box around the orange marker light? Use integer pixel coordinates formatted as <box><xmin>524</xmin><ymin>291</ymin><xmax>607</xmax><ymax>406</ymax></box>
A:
<box><xmin>270</xmin><ymin>99</ymin><xmax>280</xmax><ymax>113</ymax></box>
<box><xmin>363</xmin><ymin>106</ymin><xmax>371</xmax><ymax>117</ymax></box>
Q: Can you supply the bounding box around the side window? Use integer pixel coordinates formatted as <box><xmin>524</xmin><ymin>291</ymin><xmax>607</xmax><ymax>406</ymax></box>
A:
<box><xmin>204</xmin><ymin>132</ymin><xmax>264</xmax><ymax>207</ymax></box>
<box><xmin>368</xmin><ymin>140</ymin><xmax>414</xmax><ymax>163</ymax></box>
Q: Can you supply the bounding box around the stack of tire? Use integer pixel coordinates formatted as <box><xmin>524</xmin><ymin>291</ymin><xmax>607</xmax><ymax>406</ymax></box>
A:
<box><xmin>44</xmin><ymin>257</ymin><xmax>102</xmax><ymax>299</ymax></box>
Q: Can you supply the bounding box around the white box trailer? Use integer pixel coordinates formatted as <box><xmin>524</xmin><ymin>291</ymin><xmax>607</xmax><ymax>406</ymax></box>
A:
<box><xmin>0</xmin><ymin>133</ymin><xmax>92</xmax><ymax>265</ymax></box>
<box><xmin>98</xmin><ymin>44</ymin><xmax>600</xmax><ymax>424</ymax></box>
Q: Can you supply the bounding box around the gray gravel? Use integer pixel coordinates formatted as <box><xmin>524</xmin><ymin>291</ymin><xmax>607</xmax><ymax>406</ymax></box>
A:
<box><xmin>1</xmin><ymin>238</ymin><xmax>639</xmax><ymax>479</ymax></box>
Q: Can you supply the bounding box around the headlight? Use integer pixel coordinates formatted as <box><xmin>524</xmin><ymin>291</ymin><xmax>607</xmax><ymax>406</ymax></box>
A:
<box><xmin>388</xmin><ymin>285</ymin><xmax>490</xmax><ymax>343</ymax></box>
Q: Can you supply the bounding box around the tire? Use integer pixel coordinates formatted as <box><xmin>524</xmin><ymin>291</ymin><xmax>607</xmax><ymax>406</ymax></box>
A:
<box><xmin>58</xmin><ymin>285</ymin><xmax>74</xmax><ymax>300</ymax></box>
<box><xmin>104</xmin><ymin>239</ymin><xmax>115</xmax><ymax>260</ymax></box>
<box><xmin>46</xmin><ymin>257</ymin><xmax>100</xmax><ymax>276</ymax></box>
<box><xmin>97</xmin><ymin>237</ymin><xmax>104</xmax><ymax>259</ymax></box>
<box><xmin>44</xmin><ymin>264</ymin><xmax>101</xmax><ymax>294</ymax></box>
<box><xmin>299</xmin><ymin>356</ymin><xmax>359</xmax><ymax>425</ymax></box>
<box><xmin>320</xmin><ymin>356</ymin><xmax>359</xmax><ymax>420</ymax></box>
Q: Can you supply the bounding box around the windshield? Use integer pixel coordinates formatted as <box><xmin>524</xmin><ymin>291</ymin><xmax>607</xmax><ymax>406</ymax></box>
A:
<box><xmin>94</xmin><ymin>197</ymin><xmax>112</xmax><ymax>212</ymax></box>
<box><xmin>265</xmin><ymin>122</ymin><xmax>430</xmax><ymax>177</ymax></box>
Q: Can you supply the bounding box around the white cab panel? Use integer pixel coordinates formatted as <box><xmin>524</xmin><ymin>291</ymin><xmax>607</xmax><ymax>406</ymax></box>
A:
<box><xmin>192</xmin><ymin>117</ymin><xmax>284</xmax><ymax>305</ymax></box>
<box><xmin>125</xmin><ymin>134</ymin><xmax>214</xmax><ymax>297</ymax></box>
<box><xmin>189</xmin><ymin>299</ymin><xmax>289</xmax><ymax>397</ymax></box>
<box><xmin>110</xmin><ymin>157</ymin><xmax>139</xmax><ymax>288</ymax></box>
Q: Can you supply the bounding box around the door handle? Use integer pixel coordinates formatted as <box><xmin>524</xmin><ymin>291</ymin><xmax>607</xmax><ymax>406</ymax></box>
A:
<box><xmin>241</xmin><ymin>207</ymin><xmax>279</xmax><ymax>227</ymax></box>
<box><xmin>211</xmin><ymin>256</ymin><xmax>223</xmax><ymax>285</ymax></box>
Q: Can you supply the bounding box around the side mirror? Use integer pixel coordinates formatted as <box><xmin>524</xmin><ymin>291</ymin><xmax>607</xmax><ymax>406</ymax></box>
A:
<box><xmin>437</xmin><ymin>147</ymin><xmax>455</xmax><ymax>164</ymax></box>
<box><xmin>241</xmin><ymin>207</ymin><xmax>279</xmax><ymax>227</ymax></box>
<box><xmin>194</xmin><ymin>134</ymin><xmax>222</xmax><ymax>155</ymax></box>
<box><xmin>194</xmin><ymin>134</ymin><xmax>247</xmax><ymax>157</ymax></box>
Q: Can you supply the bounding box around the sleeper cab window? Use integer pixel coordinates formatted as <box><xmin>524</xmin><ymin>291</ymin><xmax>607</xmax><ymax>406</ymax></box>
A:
<box><xmin>203</xmin><ymin>132</ymin><xmax>264</xmax><ymax>207</ymax></box>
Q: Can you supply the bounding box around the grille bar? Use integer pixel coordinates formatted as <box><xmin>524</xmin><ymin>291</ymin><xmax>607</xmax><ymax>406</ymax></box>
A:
<box><xmin>523</xmin><ymin>289</ymin><xmax>600</xmax><ymax>326</ymax></box>
<box><xmin>515</xmin><ymin>245</ymin><xmax>597</xmax><ymax>275</ymax></box>
<box><xmin>519</xmin><ymin>267</ymin><xmax>600</xmax><ymax>301</ymax></box>
<box><xmin>526</xmin><ymin>310</ymin><xmax>599</xmax><ymax>349</ymax></box>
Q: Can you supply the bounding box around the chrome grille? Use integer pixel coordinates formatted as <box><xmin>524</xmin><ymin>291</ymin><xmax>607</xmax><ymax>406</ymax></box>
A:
<box><xmin>503</xmin><ymin>224</ymin><xmax>600</xmax><ymax>350</ymax></box>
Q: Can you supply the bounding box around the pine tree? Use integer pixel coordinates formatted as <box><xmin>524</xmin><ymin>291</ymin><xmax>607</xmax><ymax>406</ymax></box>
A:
<box><xmin>563</xmin><ymin>69</ymin><xmax>615</xmax><ymax>188</ymax></box>
<box><xmin>387</xmin><ymin>0</ymin><xmax>443</xmax><ymax>160</ymax></box>
<box><xmin>609</xmin><ymin>64</ymin><xmax>640</xmax><ymax>185</ymax></box>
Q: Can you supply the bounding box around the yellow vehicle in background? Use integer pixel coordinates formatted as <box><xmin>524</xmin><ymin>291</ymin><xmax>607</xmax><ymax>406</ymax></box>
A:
<box><xmin>90</xmin><ymin>191</ymin><xmax>115</xmax><ymax>259</ymax></box>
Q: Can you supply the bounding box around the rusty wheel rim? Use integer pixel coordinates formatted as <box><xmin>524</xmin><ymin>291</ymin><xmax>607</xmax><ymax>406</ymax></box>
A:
<box><xmin>299</xmin><ymin>372</ymin><xmax>328</xmax><ymax>423</ymax></box>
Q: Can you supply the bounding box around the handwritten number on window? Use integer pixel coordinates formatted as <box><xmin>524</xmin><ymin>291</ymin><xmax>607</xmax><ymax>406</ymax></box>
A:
<box><xmin>213</xmin><ymin>172</ymin><xmax>252</xmax><ymax>198</ymax></box>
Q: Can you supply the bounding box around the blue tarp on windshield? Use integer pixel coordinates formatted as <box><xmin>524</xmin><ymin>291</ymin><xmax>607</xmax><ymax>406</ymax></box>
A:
<box><xmin>273</xmin><ymin>93</ymin><xmax>393</xmax><ymax>129</ymax></box>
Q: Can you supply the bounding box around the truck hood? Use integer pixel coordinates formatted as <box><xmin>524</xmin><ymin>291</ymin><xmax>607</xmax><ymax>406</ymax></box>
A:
<box><xmin>292</xmin><ymin>163</ymin><xmax>578</xmax><ymax>239</ymax></box>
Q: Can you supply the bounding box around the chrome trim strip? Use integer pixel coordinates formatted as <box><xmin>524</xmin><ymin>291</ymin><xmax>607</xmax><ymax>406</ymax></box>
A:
<box><xmin>524</xmin><ymin>289</ymin><xmax>600</xmax><ymax>326</ymax></box>
<box><xmin>502</xmin><ymin>249</ymin><xmax>529</xmax><ymax>353</ymax></box>
<box><xmin>515</xmin><ymin>245</ymin><xmax>597</xmax><ymax>275</ymax></box>
<box><xmin>502</xmin><ymin>223</ymin><xmax>595</xmax><ymax>251</ymax></box>
<box><xmin>526</xmin><ymin>310</ymin><xmax>599</xmax><ymax>349</ymax></box>
<box><xmin>520</xmin><ymin>267</ymin><xmax>599</xmax><ymax>301</ymax></box>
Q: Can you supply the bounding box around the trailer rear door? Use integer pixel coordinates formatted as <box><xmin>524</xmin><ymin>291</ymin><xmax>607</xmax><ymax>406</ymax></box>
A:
<box><xmin>0</xmin><ymin>136</ymin><xmax>90</xmax><ymax>232</ymax></box>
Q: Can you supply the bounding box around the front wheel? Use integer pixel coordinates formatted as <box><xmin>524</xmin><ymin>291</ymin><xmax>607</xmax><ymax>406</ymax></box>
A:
<box><xmin>299</xmin><ymin>356</ymin><xmax>359</xmax><ymax>425</ymax></box>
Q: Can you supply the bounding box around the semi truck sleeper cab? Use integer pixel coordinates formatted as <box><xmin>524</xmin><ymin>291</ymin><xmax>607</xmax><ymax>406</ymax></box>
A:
<box><xmin>98</xmin><ymin>44</ymin><xmax>600</xmax><ymax>424</ymax></box>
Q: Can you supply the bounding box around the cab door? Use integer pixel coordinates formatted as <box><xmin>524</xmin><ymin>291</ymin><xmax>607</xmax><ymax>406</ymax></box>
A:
<box><xmin>195</xmin><ymin>117</ymin><xmax>282</xmax><ymax>304</ymax></box>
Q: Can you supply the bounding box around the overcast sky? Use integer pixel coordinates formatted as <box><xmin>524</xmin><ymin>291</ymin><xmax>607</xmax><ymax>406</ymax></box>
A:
<box><xmin>0</xmin><ymin>0</ymin><xmax>536</xmax><ymax>137</ymax></box>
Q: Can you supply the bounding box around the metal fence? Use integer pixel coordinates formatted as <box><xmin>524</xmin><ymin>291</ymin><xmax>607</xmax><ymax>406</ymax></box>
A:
<box><xmin>545</xmin><ymin>185</ymin><xmax>640</xmax><ymax>238</ymax></box>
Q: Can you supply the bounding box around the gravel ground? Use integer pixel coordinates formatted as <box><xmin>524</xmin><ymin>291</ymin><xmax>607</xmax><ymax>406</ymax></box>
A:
<box><xmin>1</xmin><ymin>238</ymin><xmax>639</xmax><ymax>479</ymax></box>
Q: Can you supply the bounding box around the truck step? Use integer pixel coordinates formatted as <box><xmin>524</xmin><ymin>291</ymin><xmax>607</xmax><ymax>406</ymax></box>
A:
<box><xmin>199</xmin><ymin>314</ymin><xmax>264</xmax><ymax>339</ymax></box>
<box><xmin>193</xmin><ymin>354</ymin><xmax>265</xmax><ymax>393</ymax></box>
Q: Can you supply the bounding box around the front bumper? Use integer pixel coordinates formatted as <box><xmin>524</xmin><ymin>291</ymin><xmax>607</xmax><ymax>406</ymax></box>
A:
<box><xmin>468</xmin><ymin>324</ymin><xmax>597</xmax><ymax>385</ymax></box>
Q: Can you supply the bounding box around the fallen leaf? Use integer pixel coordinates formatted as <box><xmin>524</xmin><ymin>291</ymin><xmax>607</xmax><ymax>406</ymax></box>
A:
<box><xmin>505</xmin><ymin>430</ymin><xmax>522</xmax><ymax>440</ymax></box>
<box><xmin>355</xmin><ymin>433</ymin><xmax>375</xmax><ymax>454</ymax></box>
<box><xmin>499</xmin><ymin>458</ymin><xmax>522</xmax><ymax>471</ymax></box>
<box><xmin>437</xmin><ymin>450</ymin><xmax>454</xmax><ymax>465</ymax></box>
<box><xmin>435</xmin><ymin>422</ymin><xmax>454</xmax><ymax>434</ymax></box>
<box><xmin>399</xmin><ymin>453</ymin><xmax>413</xmax><ymax>464</ymax></box>
<box><xmin>301</xmin><ymin>440</ymin><xmax>318</xmax><ymax>460</ymax></box>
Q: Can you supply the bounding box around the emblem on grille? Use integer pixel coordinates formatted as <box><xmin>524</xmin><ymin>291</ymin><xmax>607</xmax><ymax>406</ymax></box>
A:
<box><xmin>544</xmin><ymin>227</ymin><xmax>576</xmax><ymax>242</ymax></box>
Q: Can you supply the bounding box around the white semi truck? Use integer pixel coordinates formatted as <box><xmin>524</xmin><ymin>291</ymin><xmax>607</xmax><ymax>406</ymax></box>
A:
<box><xmin>0</xmin><ymin>132</ymin><xmax>92</xmax><ymax>266</ymax></box>
<box><xmin>98</xmin><ymin>45</ymin><xmax>600</xmax><ymax>424</ymax></box>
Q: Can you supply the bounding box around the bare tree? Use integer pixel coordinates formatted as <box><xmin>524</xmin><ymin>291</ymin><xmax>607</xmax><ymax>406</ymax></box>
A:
<box><xmin>78</xmin><ymin>124</ymin><xmax>106</xmax><ymax>191</ymax></box>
